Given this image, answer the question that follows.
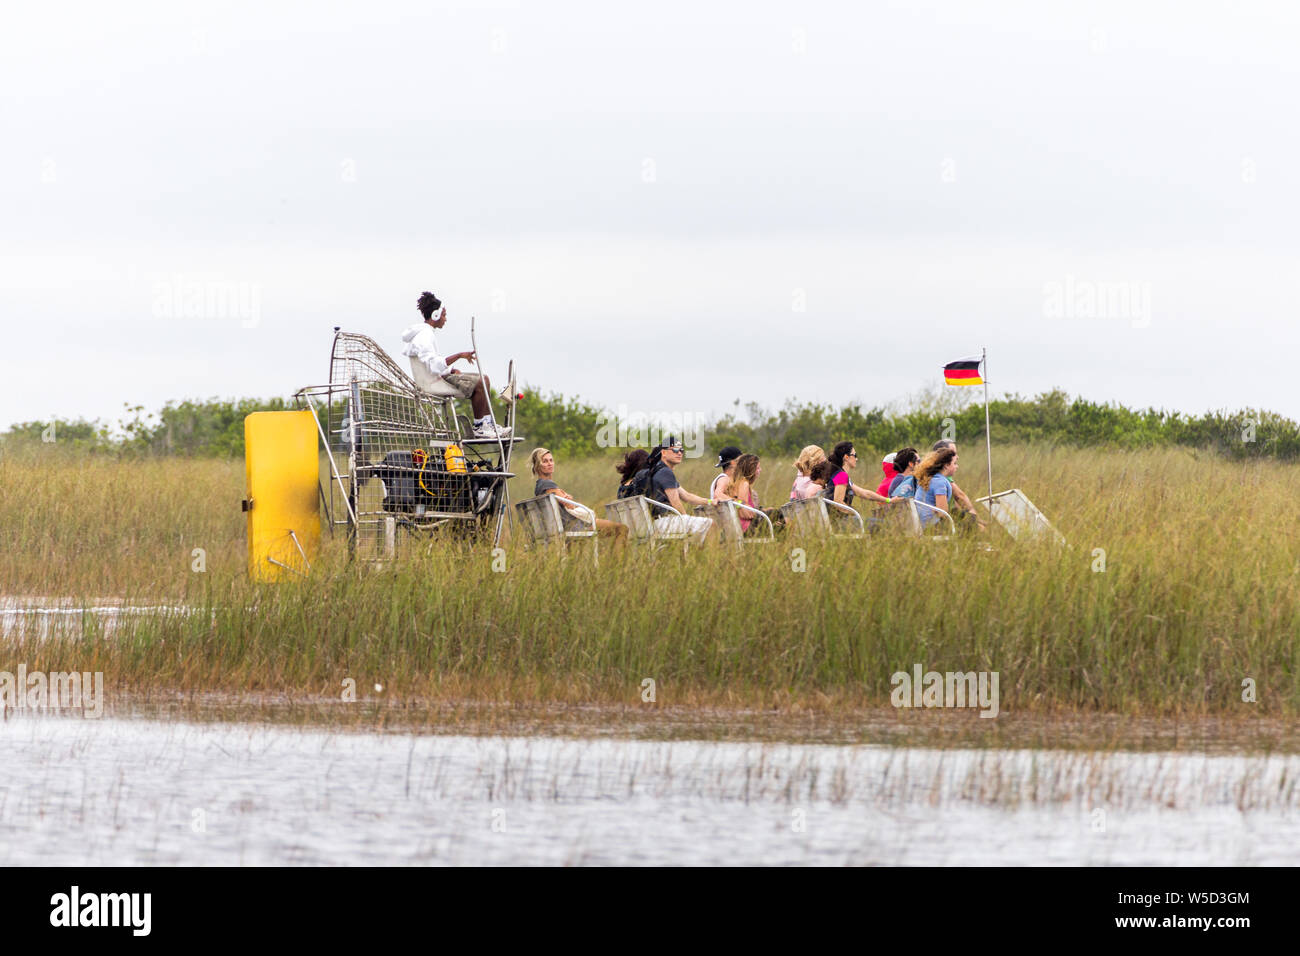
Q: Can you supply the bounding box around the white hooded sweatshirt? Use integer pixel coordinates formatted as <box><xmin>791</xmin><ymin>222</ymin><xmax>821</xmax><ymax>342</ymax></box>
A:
<box><xmin>400</xmin><ymin>322</ymin><xmax>448</xmax><ymax>377</ymax></box>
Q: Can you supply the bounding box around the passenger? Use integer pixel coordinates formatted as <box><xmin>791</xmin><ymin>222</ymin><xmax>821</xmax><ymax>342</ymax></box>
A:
<box><xmin>710</xmin><ymin>446</ymin><xmax>743</xmax><ymax>501</ymax></box>
<box><xmin>615</xmin><ymin>449</ymin><xmax>650</xmax><ymax>498</ymax></box>
<box><xmin>530</xmin><ymin>448</ymin><xmax>628</xmax><ymax>544</ymax></box>
<box><xmin>887</xmin><ymin>447</ymin><xmax>920</xmax><ymax>498</ymax></box>
<box><xmin>822</xmin><ymin>441</ymin><xmax>895</xmax><ymax>507</ymax></box>
<box><xmin>875</xmin><ymin>452</ymin><xmax>898</xmax><ymax>498</ymax></box>
<box><xmin>790</xmin><ymin>445</ymin><xmax>826</xmax><ymax>500</ymax></box>
<box><xmin>646</xmin><ymin>435</ymin><xmax>713</xmax><ymax>546</ymax></box>
<box><xmin>806</xmin><ymin>459</ymin><xmax>836</xmax><ymax>497</ymax></box>
<box><xmin>929</xmin><ymin>439</ymin><xmax>987</xmax><ymax>530</ymax></box>
<box><xmin>400</xmin><ymin>291</ymin><xmax>511</xmax><ymax>439</ymax></box>
<box><xmin>723</xmin><ymin>453</ymin><xmax>784</xmax><ymax>535</ymax></box>
<box><xmin>722</xmin><ymin>455</ymin><xmax>759</xmax><ymax>535</ymax></box>
<box><xmin>914</xmin><ymin>447</ymin><xmax>959</xmax><ymax>530</ymax></box>
<box><xmin>723</xmin><ymin>454</ymin><xmax>758</xmax><ymax>532</ymax></box>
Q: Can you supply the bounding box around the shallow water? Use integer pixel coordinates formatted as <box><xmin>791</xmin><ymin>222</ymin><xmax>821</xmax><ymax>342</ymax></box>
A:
<box><xmin>0</xmin><ymin>597</ymin><xmax>193</xmax><ymax>640</ymax></box>
<box><xmin>2</xmin><ymin>714</ymin><xmax>1296</xmax><ymax>865</ymax></box>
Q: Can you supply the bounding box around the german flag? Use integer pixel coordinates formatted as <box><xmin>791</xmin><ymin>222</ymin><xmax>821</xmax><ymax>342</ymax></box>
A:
<box><xmin>943</xmin><ymin>357</ymin><xmax>983</xmax><ymax>386</ymax></box>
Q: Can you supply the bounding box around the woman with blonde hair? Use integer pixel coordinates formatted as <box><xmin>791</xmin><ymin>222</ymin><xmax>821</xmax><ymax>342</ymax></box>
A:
<box><xmin>913</xmin><ymin>446</ymin><xmax>958</xmax><ymax>530</ymax></box>
<box><xmin>790</xmin><ymin>444</ymin><xmax>826</xmax><ymax>500</ymax></box>
<box><xmin>529</xmin><ymin>447</ymin><xmax>628</xmax><ymax>544</ymax></box>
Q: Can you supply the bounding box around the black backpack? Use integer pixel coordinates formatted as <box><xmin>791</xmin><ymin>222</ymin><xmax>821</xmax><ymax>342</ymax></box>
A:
<box><xmin>618</xmin><ymin>450</ymin><xmax>666</xmax><ymax>501</ymax></box>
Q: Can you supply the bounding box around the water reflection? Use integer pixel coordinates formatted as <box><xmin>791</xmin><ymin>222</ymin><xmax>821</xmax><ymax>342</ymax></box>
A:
<box><xmin>2</xmin><ymin>715</ymin><xmax>1296</xmax><ymax>865</ymax></box>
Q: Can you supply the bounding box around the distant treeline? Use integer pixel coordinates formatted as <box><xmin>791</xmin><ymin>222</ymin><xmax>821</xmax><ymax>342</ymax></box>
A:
<box><xmin>709</xmin><ymin>390</ymin><xmax>1300</xmax><ymax>462</ymax></box>
<box><xmin>1</xmin><ymin>398</ymin><xmax>295</xmax><ymax>457</ymax></box>
<box><xmin>4</xmin><ymin>389</ymin><xmax>1297</xmax><ymax>461</ymax></box>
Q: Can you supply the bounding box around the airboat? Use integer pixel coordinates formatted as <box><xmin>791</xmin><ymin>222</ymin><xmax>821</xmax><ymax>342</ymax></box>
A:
<box><xmin>244</xmin><ymin>331</ymin><xmax>1063</xmax><ymax>578</ymax></box>
<box><xmin>292</xmin><ymin>325</ymin><xmax>522</xmax><ymax>560</ymax></box>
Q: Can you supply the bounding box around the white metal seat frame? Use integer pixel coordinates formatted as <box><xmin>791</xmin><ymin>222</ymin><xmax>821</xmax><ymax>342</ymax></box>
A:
<box><xmin>604</xmin><ymin>495</ymin><xmax>704</xmax><ymax>547</ymax></box>
<box><xmin>779</xmin><ymin>495</ymin><xmax>866</xmax><ymax>539</ymax></box>
<box><xmin>897</xmin><ymin>497</ymin><xmax>956</xmax><ymax>537</ymax></box>
<box><xmin>693</xmin><ymin>500</ymin><xmax>775</xmax><ymax>547</ymax></box>
<box><xmin>514</xmin><ymin>493</ymin><xmax>599</xmax><ymax>561</ymax></box>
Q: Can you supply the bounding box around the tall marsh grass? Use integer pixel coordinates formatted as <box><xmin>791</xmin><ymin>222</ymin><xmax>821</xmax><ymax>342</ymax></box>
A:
<box><xmin>3</xmin><ymin>442</ymin><xmax>1298</xmax><ymax>716</ymax></box>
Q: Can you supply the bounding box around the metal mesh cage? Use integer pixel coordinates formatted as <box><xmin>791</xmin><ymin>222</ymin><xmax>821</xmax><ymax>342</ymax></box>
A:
<box><xmin>296</xmin><ymin>330</ymin><xmax>517</xmax><ymax>559</ymax></box>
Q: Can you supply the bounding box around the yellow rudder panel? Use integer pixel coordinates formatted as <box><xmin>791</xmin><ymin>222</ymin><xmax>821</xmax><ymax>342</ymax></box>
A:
<box><xmin>245</xmin><ymin>410</ymin><xmax>320</xmax><ymax>581</ymax></box>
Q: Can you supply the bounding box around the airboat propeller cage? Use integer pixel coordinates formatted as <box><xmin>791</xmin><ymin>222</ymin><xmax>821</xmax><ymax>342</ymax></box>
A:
<box><xmin>289</xmin><ymin>329</ymin><xmax>520</xmax><ymax>562</ymax></box>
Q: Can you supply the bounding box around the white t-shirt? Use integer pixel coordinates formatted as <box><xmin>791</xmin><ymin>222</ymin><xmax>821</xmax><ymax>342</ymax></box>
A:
<box><xmin>400</xmin><ymin>322</ymin><xmax>448</xmax><ymax>376</ymax></box>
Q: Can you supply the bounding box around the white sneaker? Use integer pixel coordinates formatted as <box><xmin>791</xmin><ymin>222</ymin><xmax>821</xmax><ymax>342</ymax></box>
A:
<box><xmin>473</xmin><ymin>421</ymin><xmax>512</xmax><ymax>439</ymax></box>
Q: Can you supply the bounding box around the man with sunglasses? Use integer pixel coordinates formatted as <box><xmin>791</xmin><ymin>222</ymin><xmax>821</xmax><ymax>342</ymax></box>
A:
<box><xmin>647</xmin><ymin>436</ymin><xmax>713</xmax><ymax>546</ymax></box>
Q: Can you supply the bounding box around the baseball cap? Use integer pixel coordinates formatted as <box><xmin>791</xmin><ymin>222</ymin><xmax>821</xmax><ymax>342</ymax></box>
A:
<box><xmin>882</xmin><ymin>452</ymin><xmax>897</xmax><ymax>465</ymax></box>
<box><xmin>715</xmin><ymin>446</ymin><xmax>743</xmax><ymax>468</ymax></box>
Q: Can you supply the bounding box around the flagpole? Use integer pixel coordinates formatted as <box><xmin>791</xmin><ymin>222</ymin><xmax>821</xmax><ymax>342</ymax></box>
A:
<box><xmin>983</xmin><ymin>346</ymin><xmax>992</xmax><ymax>507</ymax></box>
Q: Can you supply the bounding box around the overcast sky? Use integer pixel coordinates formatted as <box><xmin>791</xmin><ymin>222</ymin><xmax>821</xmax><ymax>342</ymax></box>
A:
<box><xmin>3</xmin><ymin>0</ymin><xmax>1298</xmax><ymax>431</ymax></box>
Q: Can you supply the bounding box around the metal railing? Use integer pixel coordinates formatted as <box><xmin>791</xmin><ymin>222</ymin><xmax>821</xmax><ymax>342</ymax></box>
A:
<box><xmin>909</xmin><ymin>497</ymin><xmax>956</xmax><ymax>536</ymax></box>
<box><xmin>780</xmin><ymin>495</ymin><xmax>866</xmax><ymax>538</ymax></box>
<box><xmin>695</xmin><ymin>499</ymin><xmax>775</xmax><ymax>546</ymax></box>
<box><xmin>515</xmin><ymin>493</ymin><xmax>599</xmax><ymax>562</ymax></box>
<box><xmin>977</xmin><ymin>488</ymin><xmax>1065</xmax><ymax>545</ymax></box>
<box><xmin>605</xmin><ymin>496</ymin><xmax>702</xmax><ymax>545</ymax></box>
